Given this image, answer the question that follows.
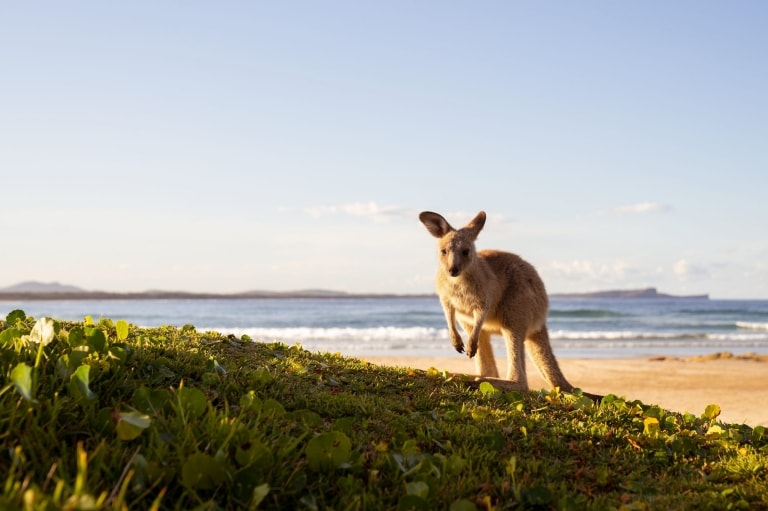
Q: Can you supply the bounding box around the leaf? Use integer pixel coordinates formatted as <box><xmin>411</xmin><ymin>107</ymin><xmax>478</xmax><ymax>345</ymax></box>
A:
<box><xmin>405</xmin><ymin>481</ymin><xmax>430</xmax><ymax>498</ymax></box>
<box><xmin>305</xmin><ymin>431</ymin><xmax>352</xmax><ymax>471</ymax></box>
<box><xmin>11</xmin><ymin>363</ymin><xmax>36</xmax><ymax>402</ymax></box>
<box><xmin>108</xmin><ymin>345</ymin><xmax>128</xmax><ymax>365</ymax></box>
<box><xmin>235</xmin><ymin>438</ymin><xmax>273</xmax><ymax>468</ymax></box>
<box><xmin>289</xmin><ymin>409</ymin><xmax>323</xmax><ymax>428</ymax></box>
<box><xmin>478</xmin><ymin>381</ymin><xmax>499</xmax><ymax>397</ymax></box>
<box><xmin>177</xmin><ymin>386</ymin><xmax>207</xmax><ymax>420</ymax></box>
<box><xmin>450</xmin><ymin>499</ymin><xmax>478</xmax><ymax>511</ymax></box>
<box><xmin>67</xmin><ymin>327</ymin><xmax>86</xmax><ymax>347</ymax></box>
<box><xmin>206</xmin><ymin>357</ymin><xmax>227</xmax><ymax>375</ymax></box>
<box><xmin>116</xmin><ymin>320</ymin><xmax>129</xmax><ymax>341</ymax></box>
<box><xmin>0</xmin><ymin>327</ymin><xmax>21</xmax><ymax>347</ymax></box>
<box><xmin>181</xmin><ymin>453</ymin><xmax>226</xmax><ymax>490</ymax></box>
<box><xmin>398</xmin><ymin>495</ymin><xmax>429</xmax><ymax>511</ymax></box>
<box><xmin>703</xmin><ymin>404</ymin><xmax>722</xmax><ymax>420</ymax></box>
<box><xmin>240</xmin><ymin>391</ymin><xmax>262</xmax><ymax>413</ymax></box>
<box><xmin>6</xmin><ymin>309</ymin><xmax>26</xmax><ymax>324</ymax></box>
<box><xmin>85</xmin><ymin>327</ymin><xmax>108</xmax><ymax>353</ymax></box>
<box><xmin>573</xmin><ymin>395</ymin><xmax>594</xmax><ymax>409</ymax></box>
<box><xmin>116</xmin><ymin>410</ymin><xmax>152</xmax><ymax>440</ymax></box>
<box><xmin>252</xmin><ymin>483</ymin><xmax>270</xmax><ymax>508</ymax></box>
<box><xmin>133</xmin><ymin>386</ymin><xmax>171</xmax><ymax>414</ymax></box>
<box><xmin>706</xmin><ymin>424</ymin><xmax>725</xmax><ymax>438</ymax></box>
<box><xmin>28</xmin><ymin>317</ymin><xmax>56</xmax><ymax>345</ymax></box>
<box><xmin>262</xmin><ymin>398</ymin><xmax>285</xmax><ymax>417</ymax></box>
<box><xmin>69</xmin><ymin>364</ymin><xmax>97</xmax><ymax>401</ymax></box>
<box><xmin>643</xmin><ymin>417</ymin><xmax>660</xmax><ymax>437</ymax></box>
<box><xmin>471</xmin><ymin>406</ymin><xmax>491</xmax><ymax>420</ymax></box>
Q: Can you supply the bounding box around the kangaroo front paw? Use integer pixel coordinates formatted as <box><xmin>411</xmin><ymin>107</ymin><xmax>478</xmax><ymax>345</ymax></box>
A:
<box><xmin>466</xmin><ymin>336</ymin><xmax>479</xmax><ymax>358</ymax></box>
<box><xmin>450</xmin><ymin>333</ymin><xmax>464</xmax><ymax>353</ymax></box>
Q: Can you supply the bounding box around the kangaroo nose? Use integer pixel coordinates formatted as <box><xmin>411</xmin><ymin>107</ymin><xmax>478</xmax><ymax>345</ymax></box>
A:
<box><xmin>449</xmin><ymin>267</ymin><xmax>460</xmax><ymax>277</ymax></box>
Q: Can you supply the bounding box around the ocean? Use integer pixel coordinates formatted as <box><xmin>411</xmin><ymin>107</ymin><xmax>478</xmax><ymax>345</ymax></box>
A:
<box><xmin>2</xmin><ymin>297</ymin><xmax>768</xmax><ymax>359</ymax></box>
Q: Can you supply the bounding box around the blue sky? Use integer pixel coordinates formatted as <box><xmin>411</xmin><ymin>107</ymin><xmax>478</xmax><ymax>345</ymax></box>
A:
<box><xmin>2</xmin><ymin>1</ymin><xmax>766</xmax><ymax>298</ymax></box>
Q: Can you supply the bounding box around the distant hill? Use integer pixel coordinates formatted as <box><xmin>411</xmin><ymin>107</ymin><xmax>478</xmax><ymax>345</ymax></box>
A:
<box><xmin>0</xmin><ymin>281</ymin><xmax>85</xmax><ymax>293</ymax></box>
<box><xmin>0</xmin><ymin>282</ymin><xmax>428</xmax><ymax>300</ymax></box>
<box><xmin>550</xmin><ymin>287</ymin><xmax>709</xmax><ymax>300</ymax></box>
<box><xmin>0</xmin><ymin>282</ymin><xmax>707</xmax><ymax>301</ymax></box>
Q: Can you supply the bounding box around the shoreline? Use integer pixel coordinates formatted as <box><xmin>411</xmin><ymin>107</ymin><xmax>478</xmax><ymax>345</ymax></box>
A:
<box><xmin>360</xmin><ymin>352</ymin><xmax>768</xmax><ymax>427</ymax></box>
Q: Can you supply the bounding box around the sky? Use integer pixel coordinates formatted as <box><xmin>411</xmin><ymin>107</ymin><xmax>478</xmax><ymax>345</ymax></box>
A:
<box><xmin>2</xmin><ymin>2</ymin><xmax>766</xmax><ymax>299</ymax></box>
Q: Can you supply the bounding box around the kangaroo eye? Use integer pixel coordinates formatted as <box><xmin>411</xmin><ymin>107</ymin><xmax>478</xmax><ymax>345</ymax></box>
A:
<box><xmin>440</xmin><ymin>249</ymin><xmax>447</xmax><ymax>255</ymax></box>
<box><xmin>462</xmin><ymin>249</ymin><xmax>470</xmax><ymax>256</ymax></box>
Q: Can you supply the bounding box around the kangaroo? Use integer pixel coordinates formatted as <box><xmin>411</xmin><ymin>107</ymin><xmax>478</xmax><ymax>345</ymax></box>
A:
<box><xmin>419</xmin><ymin>210</ymin><xmax>573</xmax><ymax>392</ymax></box>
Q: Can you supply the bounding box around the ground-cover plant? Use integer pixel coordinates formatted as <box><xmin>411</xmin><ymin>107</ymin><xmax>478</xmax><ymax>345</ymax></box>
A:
<box><xmin>1</xmin><ymin>311</ymin><xmax>767</xmax><ymax>510</ymax></box>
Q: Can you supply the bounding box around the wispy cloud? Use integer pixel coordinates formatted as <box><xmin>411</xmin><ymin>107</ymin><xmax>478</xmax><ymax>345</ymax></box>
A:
<box><xmin>304</xmin><ymin>202</ymin><xmax>415</xmax><ymax>223</ymax></box>
<box><xmin>548</xmin><ymin>259</ymin><xmax>635</xmax><ymax>282</ymax></box>
<box><xmin>673</xmin><ymin>259</ymin><xmax>709</xmax><ymax>280</ymax></box>
<box><xmin>596</xmin><ymin>202</ymin><xmax>672</xmax><ymax>217</ymax></box>
<box><xmin>299</xmin><ymin>203</ymin><xmax>512</xmax><ymax>228</ymax></box>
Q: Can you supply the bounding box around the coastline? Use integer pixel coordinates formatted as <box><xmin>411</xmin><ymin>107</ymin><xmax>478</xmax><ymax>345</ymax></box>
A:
<box><xmin>361</xmin><ymin>353</ymin><xmax>768</xmax><ymax>427</ymax></box>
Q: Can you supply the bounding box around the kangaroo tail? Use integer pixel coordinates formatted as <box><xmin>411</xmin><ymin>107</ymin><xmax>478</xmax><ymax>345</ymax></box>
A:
<box><xmin>527</xmin><ymin>326</ymin><xmax>574</xmax><ymax>392</ymax></box>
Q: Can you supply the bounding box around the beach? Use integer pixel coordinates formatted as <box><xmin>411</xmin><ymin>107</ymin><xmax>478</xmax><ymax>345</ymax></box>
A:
<box><xmin>362</xmin><ymin>353</ymin><xmax>768</xmax><ymax>427</ymax></box>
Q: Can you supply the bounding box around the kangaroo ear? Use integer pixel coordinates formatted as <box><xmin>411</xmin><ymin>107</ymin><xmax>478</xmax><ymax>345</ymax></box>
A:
<box><xmin>465</xmin><ymin>211</ymin><xmax>487</xmax><ymax>238</ymax></box>
<box><xmin>419</xmin><ymin>211</ymin><xmax>454</xmax><ymax>238</ymax></box>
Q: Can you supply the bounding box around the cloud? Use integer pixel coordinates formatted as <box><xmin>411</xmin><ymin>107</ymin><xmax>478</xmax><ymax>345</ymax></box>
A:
<box><xmin>596</xmin><ymin>202</ymin><xmax>672</xmax><ymax>217</ymax></box>
<box><xmin>299</xmin><ymin>203</ymin><xmax>512</xmax><ymax>229</ymax></box>
<box><xmin>547</xmin><ymin>259</ymin><xmax>635</xmax><ymax>282</ymax></box>
<box><xmin>304</xmin><ymin>202</ymin><xmax>415</xmax><ymax>223</ymax></box>
<box><xmin>673</xmin><ymin>259</ymin><xmax>709</xmax><ymax>280</ymax></box>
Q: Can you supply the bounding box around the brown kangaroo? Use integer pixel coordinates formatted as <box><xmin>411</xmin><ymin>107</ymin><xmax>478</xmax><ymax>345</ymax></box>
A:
<box><xmin>419</xmin><ymin>210</ymin><xmax>574</xmax><ymax>392</ymax></box>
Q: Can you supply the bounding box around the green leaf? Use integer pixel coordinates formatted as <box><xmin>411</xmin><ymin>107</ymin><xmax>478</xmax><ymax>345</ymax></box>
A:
<box><xmin>69</xmin><ymin>364</ymin><xmax>97</xmax><ymax>401</ymax></box>
<box><xmin>68</xmin><ymin>346</ymin><xmax>90</xmax><ymax>371</ymax></box>
<box><xmin>116</xmin><ymin>410</ymin><xmax>152</xmax><ymax>440</ymax></box>
<box><xmin>703</xmin><ymin>404</ymin><xmax>721</xmax><ymax>420</ymax></box>
<box><xmin>0</xmin><ymin>327</ymin><xmax>21</xmax><ymax>347</ymax></box>
<box><xmin>181</xmin><ymin>453</ymin><xmax>226</xmax><ymax>490</ymax></box>
<box><xmin>478</xmin><ymin>381</ymin><xmax>499</xmax><ymax>397</ymax></box>
<box><xmin>85</xmin><ymin>327</ymin><xmax>108</xmax><ymax>353</ymax></box>
<box><xmin>262</xmin><ymin>398</ymin><xmax>285</xmax><ymax>417</ymax></box>
<box><xmin>450</xmin><ymin>499</ymin><xmax>478</xmax><ymax>511</ymax></box>
<box><xmin>116</xmin><ymin>320</ymin><xmax>129</xmax><ymax>341</ymax></box>
<box><xmin>643</xmin><ymin>417</ymin><xmax>660</xmax><ymax>437</ymax></box>
<box><xmin>398</xmin><ymin>494</ymin><xmax>429</xmax><ymax>511</ymax></box>
<box><xmin>177</xmin><ymin>386</ymin><xmax>207</xmax><ymax>420</ymax></box>
<box><xmin>235</xmin><ymin>438</ymin><xmax>273</xmax><ymax>468</ymax></box>
<box><xmin>27</xmin><ymin>317</ymin><xmax>56</xmax><ymax>345</ymax></box>
<box><xmin>706</xmin><ymin>424</ymin><xmax>725</xmax><ymax>438</ymax></box>
<box><xmin>67</xmin><ymin>326</ymin><xmax>86</xmax><ymax>347</ymax></box>
<box><xmin>573</xmin><ymin>395</ymin><xmax>594</xmax><ymax>409</ymax></box>
<box><xmin>108</xmin><ymin>345</ymin><xmax>128</xmax><ymax>365</ymax></box>
<box><xmin>405</xmin><ymin>481</ymin><xmax>430</xmax><ymax>498</ymax></box>
<box><xmin>133</xmin><ymin>386</ymin><xmax>171</xmax><ymax>414</ymax></box>
<box><xmin>305</xmin><ymin>431</ymin><xmax>352</xmax><ymax>471</ymax></box>
<box><xmin>206</xmin><ymin>357</ymin><xmax>227</xmax><ymax>375</ymax></box>
<box><xmin>6</xmin><ymin>309</ymin><xmax>27</xmax><ymax>324</ymax></box>
<box><xmin>11</xmin><ymin>363</ymin><xmax>36</xmax><ymax>402</ymax></box>
<box><xmin>240</xmin><ymin>391</ymin><xmax>262</xmax><ymax>413</ymax></box>
<box><xmin>252</xmin><ymin>483</ymin><xmax>270</xmax><ymax>508</ymax></box>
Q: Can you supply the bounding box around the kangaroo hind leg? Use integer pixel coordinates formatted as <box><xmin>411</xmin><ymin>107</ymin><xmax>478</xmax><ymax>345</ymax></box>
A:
<box><xmin>501</xmin><ymin>328</ymin><xmax>528</xmax><ymax>390</ymax></box>
<box><xmin>526</xmin><ymin>326</ymin><xmax>573</xmax><ymax>392</ymax></box>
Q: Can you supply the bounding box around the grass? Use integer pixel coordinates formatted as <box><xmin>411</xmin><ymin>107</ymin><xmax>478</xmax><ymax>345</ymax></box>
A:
<box><xmin>1</xmin><ymin>310</ymin><xmax>767</xmax><ymax>510</ymax></box>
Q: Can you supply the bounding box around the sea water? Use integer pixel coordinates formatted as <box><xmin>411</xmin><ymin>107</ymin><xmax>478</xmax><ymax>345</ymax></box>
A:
<box><xmin>3</xmin><ymin>297</ymin><xmax>768</xmax><ymax>359</ymax></box>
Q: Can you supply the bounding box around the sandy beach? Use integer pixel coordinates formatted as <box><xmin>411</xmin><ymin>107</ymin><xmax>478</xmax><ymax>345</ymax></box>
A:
<box><xmin>362</xmin><ymin>353</ymin><xmax>768</xmax><ymax>427</ymax></box>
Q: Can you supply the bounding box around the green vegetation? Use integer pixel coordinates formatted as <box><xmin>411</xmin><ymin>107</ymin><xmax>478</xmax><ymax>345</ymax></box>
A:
<box><xmin>1</xmin><ymin>311</ymin><xmax>767</xmax><ymax>510</ymax></box>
